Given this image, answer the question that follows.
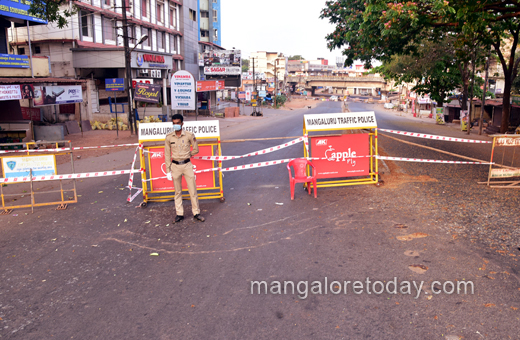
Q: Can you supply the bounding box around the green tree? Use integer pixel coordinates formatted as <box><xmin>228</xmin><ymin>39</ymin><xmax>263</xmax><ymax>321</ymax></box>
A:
<box><xmin>29</xmin><ymin>0</ymin><xmax>75</xmax><ymax>28</ymax></box>
<box><xmin>288</xmin><ymin>55</ymin><xmax>305</xmax><ymax>61</ymax></box>
<box><xmin>242</xmin><ymin>59</ymin><xmax>249</xmax><ymax>72</ymax></box>
<box><xmin>321</xmin><ymin>0</ymin><xmax>520</xmax><ymax>132</ymax></box>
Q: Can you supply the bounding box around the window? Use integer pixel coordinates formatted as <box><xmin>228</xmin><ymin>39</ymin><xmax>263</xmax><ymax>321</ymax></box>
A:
<box><xmin>201</xmin><ymin>11</ymin><xmax>209</xmax><ymax>18</ymax></box>
<box><xmin>18</xmin><ymin>47</ymin><xmax>25</xmax><ymax>55</ymax></box>
<box><xmin>34</xmin><ymin>46</ymin><xmax>41</xmax><ymax>54</ymax></box>
<box><xmin>170</xmin><ymin>7</ymin><xmax>177</xmax><ymax>27</ymax></box>
<box><xmin>213</xmin><ymin>29</ymin><xmax>218</xmax><ymax>40</ymax></box>
<box><xmin>141</xmin><ymin>27</ymin><xmax>150</xmax><ymax>46</ymax></box>
<box><xmin>104</xmin><ymin>0</ymin><xmax>110</xmax><ymax>7</ymax></box>
<box><xmin>124</xmin><ymin>0</ymin><xmax>130</xmax><ymax>10</ymax></box>
<box><xmin>104</xmin><ymin>17</ymin><xmax>114</xmax><ymax>41</ymax></box>
<box><xmin>157</xmin><ymin>3</ymin><xmax>163</xmax><ymax>23</ymax></box>
<box><xmin>169</xmin><ymin>34</ymin><xmax>176</xmax><ymax>53</ymax></box>
<box><xmin>213</xmin><ymin>9</ymin><xmax>217</xmax><ymax>22</ymax></box>
<box><xmin>127</xmin><ymin>25</ymin><xmax>135</xmax><ymax>42</ymax></box>
<box><xmin>189</xmin><ymin>9</ymin><xmax>196</xmax><ymax>21</ymax></box>
<box><xmin>157</xmin><ymin>31</ymin><xmax>164</xmax><ymax>49</ymax></box>
<box><xmin>201</xmin><ymin>30</ymin><xmax>208</xmax><ymax>37</ymax></box>
<box><xmin>213</xmin><ymin>0</ymin><xmax>217</xmax><ymax>2</ymax></box>
<box><xmin>81</xmin><ymin>11</ymin><xmax>93</xmax><ymax>37</ymax></box>
<box><xmin>141</xmin><ymin>0</ymin><xmax>147</xmax><ymax>17</ymax></box>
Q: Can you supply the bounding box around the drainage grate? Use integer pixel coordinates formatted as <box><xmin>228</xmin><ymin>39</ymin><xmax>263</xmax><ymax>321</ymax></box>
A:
<box><xmin>0</xmin><ymin>209</ymin><xmax>13</xmax><ymax>215</ymax></box>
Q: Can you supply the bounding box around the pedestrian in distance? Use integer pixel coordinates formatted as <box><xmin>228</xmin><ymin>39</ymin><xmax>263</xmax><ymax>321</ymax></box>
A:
<box><xmin>165</xmin><ymin>114</ymin><xmax>205</xmax><ymax>223</ymax></box>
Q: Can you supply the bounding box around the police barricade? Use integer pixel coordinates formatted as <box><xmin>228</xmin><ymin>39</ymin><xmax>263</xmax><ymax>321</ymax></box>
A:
<box><xmin>0</xmin><ymin>141</ymin><xmax>77</xmax><ymax>213</ymax></box>
<box><xmin>303</xmin><ymin>112</ymin><xmax>379</xmax><ymax>188</ymax></box>
<box><xmin>485</xmin><ymin>134</ymin><xmax>520</xmax><ymax>188</ymax></box>
<box><xmin>137</xmin><ymin>120</ymin><xmax>223</xmax><ymax>207</ymax></box>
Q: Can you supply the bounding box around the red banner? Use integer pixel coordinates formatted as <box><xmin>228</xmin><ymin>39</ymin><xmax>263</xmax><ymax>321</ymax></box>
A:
<box><xmin>311</xmin><ymin>134</ymin><xmax>370</xmax><ymax>178</ymax></box>
<box><xmin>196</xmin><ymin>80</ymin><xmax>225</xmax><ymax>92</ymax></box>
<box><xmin>147</xmin><ymin>145</ymin><xmax>215</xmax><ymax>192</ymax></box>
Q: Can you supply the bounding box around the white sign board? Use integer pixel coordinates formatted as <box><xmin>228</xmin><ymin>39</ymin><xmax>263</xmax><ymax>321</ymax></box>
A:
<box><xmin>2</xmin><ymin>155</ymin><xmax>56</xmax><ymax>179</ymax></box>
<box><xmin>34</xmin><ymin>85</ymin><xmax>83</xmax><ymax>106</ymax></box>
<box><xmin>171</xmin><ymin>70</ymin><xmax>195</xmax><ymax>110</ymax></box>
<box><xmin>138</xmin><ymin>121</ymin><xmax>220</xmax><ymax>142</ymax></box>
<box><xmin>204</xmin><ymin>66</ymin><xmax>241</xmax><ymax>75</ymax></box>
<box><xmin>0</xmin><ymin>85</ymin><xmax>21</xmax><ymax>101</ymax></box>
<box><xmin>304</xmin><ymin>112</ymin><xmax>377</xmax><ymax>131</ymax></box>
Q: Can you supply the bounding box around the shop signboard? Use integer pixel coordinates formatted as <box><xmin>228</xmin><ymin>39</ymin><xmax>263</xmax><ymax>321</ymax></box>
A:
<box><xmin>196</xmin><ymin>80</ymin><xmax>225</xmax><ymax>92</ymax></box>
<box><xmin>171</xmin><ymin>70</ymin><xmax>195</xmax><ymax>110</ymax></box>
<box><xmin>0</xmin><ymin>0</ymin><xmax>47</xmax><ymax>24</ymax></box>
<box><xmin>460</xmin><ymin>110</ymin><xmax>469</xmax><ymax>131</ymax></box>
<box><xmin>105</xmin><ymin>78</ymin><xmax>125</xmax><ymax>91</ymax></box>
<box><xmin>33</xmin><ymin>85</ymin><xmax>82</xmax><ymax>106</ymax></box>
<box><xmin>435</xmin><ymin>107</ymin><xmax>445</xmax><ymax>125</ymax></box>
<box><xmin>0</xmin><ymin>54</ymin><xmax>29</xmax><ymax>68</ymax></box>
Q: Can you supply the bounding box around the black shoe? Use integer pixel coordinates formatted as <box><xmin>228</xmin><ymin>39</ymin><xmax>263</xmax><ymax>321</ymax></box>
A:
<box><xmin>193</xmin><ymin>214</ymin><xmax>205</xmax><ymax>222</ymax></box>
<box><xmin>174</xmin><ymin>215</ymin><xmax>184</xmax><ymax>223</ymax></box>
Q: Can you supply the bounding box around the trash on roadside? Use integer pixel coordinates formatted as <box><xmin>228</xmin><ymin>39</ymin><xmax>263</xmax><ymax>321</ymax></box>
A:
<box><xmin>150</xmin><ymin>253</ymin><xmax>159</xmax><ymax>256</ymax></box>
<box><xmin>247</xmin><ymin>203</ymin><xmax>251</xmax><ymax>205</ymax></box>
<box><xmin>275</xmin><ymin>202</ymin><xmax>284</xmax><ymax>205</ymax></box>
<box><xmin>257</xmin><ymin>209</ymin><xmax>262</xmax><ymax>211</ymax></box>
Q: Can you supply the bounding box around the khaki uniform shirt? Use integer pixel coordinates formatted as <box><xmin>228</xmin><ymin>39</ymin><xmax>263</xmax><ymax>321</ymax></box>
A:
<box><xmin>164</xmin><ymin>129</ymin><xmax>199</xmax><ymax>172</ymax></box>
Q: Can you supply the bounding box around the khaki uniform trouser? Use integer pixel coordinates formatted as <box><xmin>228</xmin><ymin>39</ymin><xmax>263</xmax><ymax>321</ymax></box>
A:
<box><xmin>170</xmin><ymin>162</ymin><xmax>200</xmax><ymax>216</ymax></box>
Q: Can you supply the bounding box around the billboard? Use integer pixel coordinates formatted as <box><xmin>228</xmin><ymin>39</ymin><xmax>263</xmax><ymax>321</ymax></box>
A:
<box><xmin>202</xmin><ymin>50</ymin><xmax>241</xmax><ymax>75</ymax></box>
<box><xmin>33</xmin><ymin>86</ymin><xmax>83</xmax><ymax>106</ymax></box>
<box><xmin>0</xmin><ymin>0</ymin><xmax>47</xmax><ymax>24</ymax></box>
<box><xmin>134</xmin><ymin>84</ymin><xmax>161</xmax><ymax>103</ymax></box>
<box><xmin>171</xmin><ymin>70</ymin><xmax>196</xmax><ymax>110</ymax></box>
<box><xmin>196</xmin><ymin>80</ymin><xmax>225</xmax><ymax>92</ymax></box>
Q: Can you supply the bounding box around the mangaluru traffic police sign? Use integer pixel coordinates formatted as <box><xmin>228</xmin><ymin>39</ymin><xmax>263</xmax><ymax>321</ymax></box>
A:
<box><xmin>138</xmin><ymin>121</ymin><xmax>220</xmax><ymax>142</ymax></box>
<box><xmin>303</xmin><ymin>112</ymin><xmax>379</xmax><ymax>188</ymax></box>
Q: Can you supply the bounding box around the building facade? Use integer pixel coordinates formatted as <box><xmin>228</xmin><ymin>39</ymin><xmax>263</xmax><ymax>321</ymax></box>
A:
<box><xmin>8</xmin><ymin>0</ymin><xmax>201</xmax><ymax>121</ymax></box>
<box><xmin>197</xmin><ymin>0</ymin><xmax>221</xmax><ymax>48</ymax></box>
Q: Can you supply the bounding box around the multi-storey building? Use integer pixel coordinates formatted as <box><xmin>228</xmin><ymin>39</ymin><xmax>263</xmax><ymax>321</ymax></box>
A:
<box><xmin>197</xmin><ymin>0</ymin><xmax>220</xmax><ymax>47</ymax></box>
<box><xmin>8</xmin><ymin>0</ymin><xmax>201</xmax><ymax>122</ymax></box>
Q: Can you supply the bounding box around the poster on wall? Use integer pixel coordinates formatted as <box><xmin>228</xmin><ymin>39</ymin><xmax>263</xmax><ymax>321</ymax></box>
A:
<box><xmin>435</xmin><ymin>107</ymin><xmax>445</xmax><ymax>125</ymax></box>
<box><xmin>0</xmin><ymin>85</ymin><xmax>22</xmax><ymax>101</ymax></box>
<box><xmin>20</xmin><ymin>84</ymin><xmax>35</xmax><ymax>99</ymax></box>
<box><xmin>460</xmin><ymin>110</ymin><xmax>469</xmax><ymax>131</ymax></box>
<box><xmin>33</xmin><ymin>85</ymin><xmax>83</xmax><ymax>106</ymax></box>
<box><xmin>310</xmin><ymin>134</ymin><xmax>370</xmax><ymax>179</ymax></box>
<box><xmin>171</xmin><ymin>70</ymin><xmax>195</xmax><ymax>110</ymax></box>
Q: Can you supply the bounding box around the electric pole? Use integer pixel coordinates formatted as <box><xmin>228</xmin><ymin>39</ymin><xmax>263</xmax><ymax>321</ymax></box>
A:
<box><xmin>122</xmin><ymin>1</ymin><xmax>135</xmax><ymax>134</ymax></box>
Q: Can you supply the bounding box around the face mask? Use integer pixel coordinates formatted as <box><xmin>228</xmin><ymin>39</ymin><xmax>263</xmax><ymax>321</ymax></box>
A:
<box><xmin>173</xmin><ymin>124</ymin><xmax>182</xmax><ymax>131</ymax></box>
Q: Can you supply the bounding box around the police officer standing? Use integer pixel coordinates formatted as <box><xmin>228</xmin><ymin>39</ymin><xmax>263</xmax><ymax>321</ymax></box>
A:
<box><xmin>165</xmin><ymin>114</ymin><xmax>205</xmax><ymax>223</ymax></box>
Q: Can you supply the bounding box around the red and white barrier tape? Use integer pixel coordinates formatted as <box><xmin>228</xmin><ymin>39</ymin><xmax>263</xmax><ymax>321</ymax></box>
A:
<box><xmin>127</xmin><ymin>186</ymin><xmax>143</xmax><ymax>203</ymax></box>
<box><xmin>0</xmin><ymin>143</ymin><xmax>141</xmax><ymax>154</ymax></box>
<box><xmin>190</xmin><ymin>137</ymin><xmax>305</xmax><ymax>161</ymax></box>
<box><xmin>378</xmin><ymin>128</ymin><xmax>492</xmax><ymax>144</ymax></box>
<box><xmin>0</xmin><ymin>169</ymin><xmax>142</xmax><ymax>184</ymax></box>
<box><xmin>304</xmin><ymin>134</ymin><xmax>310</xmax><ymax>155</ymax></box>
<box><xmin>377</xmin><ymin>155</ymin><xmax>493</xmax><ymax>165</ymax></box>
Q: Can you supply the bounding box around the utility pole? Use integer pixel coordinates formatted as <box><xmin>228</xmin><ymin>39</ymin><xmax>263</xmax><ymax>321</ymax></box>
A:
<box><xmin>252</xmin><ymin>57</ymin><xmax>256</xmax><ymax>115</ymax></box>
<box><xmin>122</xmin><ymin>1</ymin><xmax>135</xmax><ymax>134</ymax></box>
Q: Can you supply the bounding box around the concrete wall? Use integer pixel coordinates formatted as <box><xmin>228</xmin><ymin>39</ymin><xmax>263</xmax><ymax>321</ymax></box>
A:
<box><xmin>181</xmin><ymin>0</ymin><xmax>200</xmax><ymax>78</ymax></box>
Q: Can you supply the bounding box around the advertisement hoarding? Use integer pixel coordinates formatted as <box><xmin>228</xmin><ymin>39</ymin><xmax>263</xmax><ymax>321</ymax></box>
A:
<box><xmin>310</xmin><ymin>134</ymin><xmax>370</xmax><ymax>179</ymax></box>
<box><xmin>132</xmin><ymin>79</ymin><xmax>153</xmax><ymax>88</ymax></box>
<box><xmin>0</xmin><ymin>85</ymin><xmax>21</xmax><ymax>101</ymax></box>
<box><xmin>196</xmin><ymin>80</ymin><xmax>225</xmax><ymax>92</ymax></box>
<box><xmin>134</xmin><ymin>84</ymin><xmax>161</xmax><ymax>103</ymax></box>
<box><xmin>147</xmin><ymin>145</ymin><xmax>215</xmax><ymax>191</ymax></box>
<box><xmin>171</xmin><ymin>71</ymin><xmax>195</xmax><ymax>110</ymax></box>
<box><xmin>33</xmin><ymin>86</ymin><xmax>83</xmax><ymax>106</ymax></box>
<box><xmin>201</xmin><ymin>50</ymin><xmax>241</xmax><ymax>75</ymax></box>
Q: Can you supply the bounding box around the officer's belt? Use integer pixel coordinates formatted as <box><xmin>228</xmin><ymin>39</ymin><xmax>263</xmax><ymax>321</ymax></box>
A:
<box><xmin>171</xmin><ymin>158</ymin><xmax>191</xmax><ymax>165</ymax></box>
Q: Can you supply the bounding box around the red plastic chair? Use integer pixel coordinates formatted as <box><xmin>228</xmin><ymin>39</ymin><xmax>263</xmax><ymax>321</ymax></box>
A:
<box><xmin>287</xmin><ymin>159</ymin><xmax>317</xmax><ymax>200</ymax></box>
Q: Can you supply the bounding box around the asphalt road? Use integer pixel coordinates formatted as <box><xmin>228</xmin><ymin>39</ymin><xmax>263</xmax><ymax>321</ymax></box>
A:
<box><xmin>1</xmin><ymin>102</ymin><xmax>519</xmax><ymax>339</ymax></box>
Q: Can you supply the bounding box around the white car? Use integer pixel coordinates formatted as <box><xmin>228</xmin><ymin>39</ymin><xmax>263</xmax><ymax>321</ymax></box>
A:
<box><xmin>330</xmin><ymin>96</ymin><xmax>338</xmax><ymax>101</ymax></box>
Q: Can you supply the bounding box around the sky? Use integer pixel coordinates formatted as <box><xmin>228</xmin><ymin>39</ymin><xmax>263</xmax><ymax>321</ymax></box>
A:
<box><xmin>220</xmin><ymin>0</ymin><xmax>342</xmax><ymax>63</ymax></box>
